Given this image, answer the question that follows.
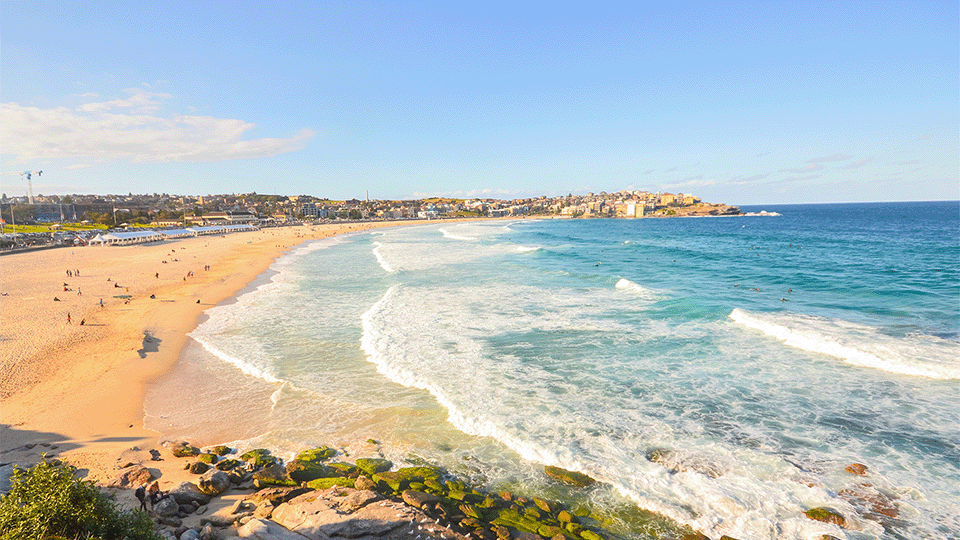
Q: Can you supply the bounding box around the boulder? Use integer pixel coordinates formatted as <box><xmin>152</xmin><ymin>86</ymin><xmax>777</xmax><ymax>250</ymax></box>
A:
<box><xmin>326</xmin><ymin>462</ymin><xmax>357</xmax><ymax>477</ymax></box>
<box><xmin>845</xmin><ymin>463</ymin><xmax>868</xmax><ymax>475</ymax></box>
<box><xmin>168</xmin><ymin>442</ymin><xmax>201</xmax><ymax>458</ymax></box>
<box><xmin>199</xmin><ymin>524</ymin><xmax>217</xmax><ymax>540</ymax></box>
<box><xmin>402</xmin><ymin>490</ymin><xmax>440</xmax><ymax>509</ymax></box>
<box><xmin>158</xmin><ymin>515</ymin><xmax>183</xmax><ymax>528</ymax></box>
<box><xmin>240</xmin><ymin>449</ymin><xmax>279</xmax><ymax>468</ymax></box>
<box><xmin>354</xmin><ymin>475</ymin><xmax>377</xmax><ymax>491</ymax></box>
<box><xmin>209</xmin><ymin>445</ymin><xmax>232</xmax><ymax>456</ymax></box>
<box><xmin>253</xmin><ymin>463</ymin><xmax>297</xmax><ymax>488</ymax></box>
<box><xmin>372</xmin><ymin>466</ymin><xmax>442</xmax><ymax>493</ymax></box>
<box><xmin>544</xmin><ymin>466</ymin><xmax>596</xmax><ymax>487</ymax></box>
<box><xmin>305</xmin><ymin>477</ymin><xmax>355</xmax><ymax>490</ymax></box>
<box><xmin>248</xmin><ymin>486</ymin><xmax>313</xmax><ymax>506</ymax></box>
<box><xmin>285</xmin><ymin>459</ymin><xmax>332</xmax><ymax>483</ymax></box>
<box><xmin>354</xmin><ymin>457</ymin><xmax>392</xmax><ymax>476</ymax></box>
<box><xmin>271</xmin><ymin>488</ymin><xmax>420</xmax><ymax>540</ymax></box>
<box><xmin>189</xmin><ymin>462</ymin><xmax>210</xmax><ymax>474</ymax></box>
<box><xmin>180</xmin><ymin>528</ymin><xmax>200</xmax><ymax>540</ymax></box>
<box><xmin>168</xmin><ymin>482</ymin><xmax>213</xmax><ymax>506</ymax></box>
<box><xmin>198</xmin><ymin>470</ymin><xmax>232</xmax><ymax>496</ymax></box>
<box><xmin>107</xmin><ymin>464</ymin><xmax>154</xmax><ymax>487</ymax></box>
<box><xmin>154</xmin><ymin>496</ymin><xmax>180</xmax><ymax>517</ymax></box>
<box><xmin>804</xmin><ymin>507</ymin><xmax>846</xmax><ymax>527</ymax></box>
<box><xmin>214</xmin><ymin>459</ymin><xmax>243</xmax><ymax>471</ymax></box>
<box><xmin>197</xmin><ymin>453</ymin><xmax>218</xmax><ymax>465</ymax></box>
<box><xmin>295</xmin><ymin>446</ymin><xmax>337</xmax><ymax>462</ymax></box>
<box><xmin>237</xmin><ymin>517</ymin><xmax>308</xmax><ymax>540</ymax></box>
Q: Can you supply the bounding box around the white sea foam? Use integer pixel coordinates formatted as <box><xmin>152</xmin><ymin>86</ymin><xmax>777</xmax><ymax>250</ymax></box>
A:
<box><xmin>190</xmin><ymin>335</ymin><xmax>285</xmax><ymax>384</ymax></box>
<box><xmin>730</xmin><ymin>308</ymin><xmax>960</xmax><ymax>379</ymax></box>
<box><xmin>516</xmin><ymin>245</ymin><xmax>540</xmax><ymax>252</ymax></box>
<box><xmin>358</xmin><ymin>287</ymin><xmax>865</xmax><ymax>540</ymax></box>
<box><xmin>614</xmin><ymin>278</ymin><xmax>661</xmax><ymax>300</ymax></box>
<box><xmin>439</xmin><ymin>228</ymin><xmax>475</xmax><ymax>241</ymax></box>
<box><xmin>372</xmin><ymin>242</ymin><xmax>395</xmax><ymax>272</ymax></box>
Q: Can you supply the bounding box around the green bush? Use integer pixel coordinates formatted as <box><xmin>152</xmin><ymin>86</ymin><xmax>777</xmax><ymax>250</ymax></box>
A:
<box><xmin>0</xmin><ymin>458</ymin><xmax>160</xmax><ymax>540</ymax></box>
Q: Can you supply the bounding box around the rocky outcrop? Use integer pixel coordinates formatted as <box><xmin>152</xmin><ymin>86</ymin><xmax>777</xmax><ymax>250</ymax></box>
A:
<box><xmin>198</xmin><ymin>470</ymin><xmax>231</xmax><ymax>496</ymax></box>
<box><xmin>107</xmin><ymin>464</ymin><xmax>154</xmax><ymax>487</ymax></box>
<box><xmin>543</xmin><ymin>465</ymin><xmax>595</xmax><ymax>487</ymax></box>
<box><xmin>804</xmin><ymin>507</ymin><xmax>846</xmax><ymax>527</ymax></box>
<box><xmin>168</xmin><ymin>481</ymin><xmax>212</xmax><ymax>506</ymax></box>
<box><xmin>271</xmin><ymin>486</ymin><xmax>464</xmax><ymax>540</ymax></box>
<box><xmin>137</xmin><ymin>442</ymin><xmax>701</xmax><ymax>540</ymax></box>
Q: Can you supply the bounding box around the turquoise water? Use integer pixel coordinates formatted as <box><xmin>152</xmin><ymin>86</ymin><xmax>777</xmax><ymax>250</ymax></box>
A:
<box><xmin>146</xmin><ymin>201</ymin><xmax>960</xmax><ymax>540</ymax></box>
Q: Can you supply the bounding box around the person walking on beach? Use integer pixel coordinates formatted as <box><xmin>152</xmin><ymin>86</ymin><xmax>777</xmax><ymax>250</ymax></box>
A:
<box><xmin>67</xmin><ymin>312</ymin><xmax>71</xmax><ymax>324</ymax></box>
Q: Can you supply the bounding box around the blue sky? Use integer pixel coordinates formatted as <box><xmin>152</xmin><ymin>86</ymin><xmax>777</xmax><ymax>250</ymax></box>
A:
<box><xmin>1</xmin><ymin>0</ymin><xmax>957</xmax><ymax>205</ymax></box>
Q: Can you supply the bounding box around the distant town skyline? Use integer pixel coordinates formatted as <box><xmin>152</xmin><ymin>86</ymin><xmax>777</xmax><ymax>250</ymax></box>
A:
<box><xmin>2</xmin><ymin>1</ymin><xmax>957</xmax><ymax>205</ymax></box>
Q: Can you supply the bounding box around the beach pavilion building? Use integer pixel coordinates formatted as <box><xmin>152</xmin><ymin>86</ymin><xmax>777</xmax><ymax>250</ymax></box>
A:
<box><xmin>88</xmin><ymin>230</ymin><xmax>165</xmax><ymax>246</ymax></box>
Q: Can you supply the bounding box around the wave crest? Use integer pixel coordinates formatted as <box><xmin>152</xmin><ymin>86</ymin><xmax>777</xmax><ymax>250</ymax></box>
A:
<box><xmin>730</xmin><ymin>308</ymin><xmax>960</xmax><ymax>380</ymax></box>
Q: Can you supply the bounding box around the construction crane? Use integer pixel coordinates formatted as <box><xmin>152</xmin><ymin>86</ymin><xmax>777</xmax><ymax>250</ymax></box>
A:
<box><xmin>1</xmin><ymin>170</ymin><xmax>42</xmax><ymax>204</ymax></box>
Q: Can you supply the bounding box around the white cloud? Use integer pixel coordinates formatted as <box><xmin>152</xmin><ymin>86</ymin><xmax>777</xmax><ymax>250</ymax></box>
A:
<box><xmin>778</xmin><ymin>163</ymin><xmax>825</xmax><ymax>174</ymax></box>
<box><xmin>840</xmin><ymin>157</ymin><xmax>873</xmax><ymax>170</ymax></box>
<box><xmin>662</xmin><ymin>177</ymin><xmax>716</xmax><ymax>190</ymax></box>
<box><xmin>1</xmin><ymin>91</ymin><xmax>314</xmax><ymax>165</ymax></box>
<box><xmin>740</xmin><ymin>173</ymin><xmax>771</xmax><ymax>183</ymax></box>
<box><xmin>806</xmin><ymin>153</ymin><xmax>852</xmax><ymax>163</ymax></box>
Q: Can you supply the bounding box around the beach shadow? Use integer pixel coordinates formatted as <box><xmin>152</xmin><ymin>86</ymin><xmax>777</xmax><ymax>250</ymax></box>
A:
<box><xmin>137</xmin><ymin>333</ymin><xmax>161</xmax><ymax>358</ymax></box>
<box><xmin>0</xmin><ymin>424</ymin><xmax>79</xmax><ymax>494</ymax></box>
<box><xmin>91</xmin><ymin>436</ymin><xmax>151</xmax><ymax>444</ymax></box>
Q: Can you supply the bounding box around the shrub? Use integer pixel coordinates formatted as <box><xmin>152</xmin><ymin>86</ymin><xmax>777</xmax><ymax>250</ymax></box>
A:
<box><xmin>0</xmin><ymin>458</ymin><xmax>160</xmax><ymax>540</ymax></box>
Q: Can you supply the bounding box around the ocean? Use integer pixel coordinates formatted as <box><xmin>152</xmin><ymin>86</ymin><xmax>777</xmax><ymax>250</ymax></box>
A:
<box><xmin>145</xmin><ymin>201</ymin><xmax>960</xmax><ymax>540</ymax></box>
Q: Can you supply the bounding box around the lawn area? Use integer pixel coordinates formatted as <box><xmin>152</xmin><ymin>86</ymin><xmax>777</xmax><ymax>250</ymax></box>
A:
<box><xmin>1</xmin><ymin>223</ymin><xmax>108</xmax><ymax>234</ymax></box>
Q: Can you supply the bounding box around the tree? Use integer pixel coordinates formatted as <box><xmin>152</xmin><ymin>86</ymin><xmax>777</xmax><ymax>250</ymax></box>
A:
<box><xmin>6</xmin><ymin>205</ymin><xmax>35</xmax><ymax>224</ymax></box>
<box><xmin>0</xmin><ymin>458</ymin><xmax>160</xmax><ymax>540</ymax></box>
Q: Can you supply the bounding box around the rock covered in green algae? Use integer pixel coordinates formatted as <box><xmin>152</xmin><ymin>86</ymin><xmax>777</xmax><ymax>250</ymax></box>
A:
<box><xmin>306</xmin><ymin>477</ymin><xmax>356</xmax><ymax>490</ymax></box>
<box><xmin>326</xmin><ymin>462</ymin><xmax>357</xmax><ymax>476</ymax></box>
<box><xmin>208</xmin><ymin>445</ymin><xmax>231</xmax><ymax>456</ymax></box>
<box><xmin>296</xmin><ymin>445</ymin><xmax>337</xmax><ymax>462</ymax></box>
<box><xmin>214</xmin><ymin>458</ymin><xmax>242</xmax><ymax>471</ymax></box>
<box><xmin>240</xmin><ymin>448</ymin><xmax>279</xmax><ymax>468</ymax></box>
<box><xmin>544</xmin><ymin>465</ymin><xmax>596</xmax><ymax>487</ymax></box>
<box><xmin>355</xmin><ymin>457</ymin><xmax>393</xmax><ymax>476</ymax></box>
<box><xmin>197</xmin><ymin>453</ymin><xmax>218</xmax><ymax>464</ymax></box>
<box><xmin>372</xmin><ymin>466</ymin><xmax>442</xmax><ymax>493</ymax></box>
<box><xmin>253</xmin><ymin>462</ymin><xmax>297</xmax><ymax>488</ymax></box>
<box><xmin>169</xmin><ymin>442</ymin><xmax>200</xmax><ymax>458</ymax></box>
<box><xmin>287</xmin><ymin>448</ymin><xmax>356</xmax><ymax>482</ymax></box>
<box><xmin>805</xmin><ymin>507</ymin><xmax>846</xmax><ymax>527</ymax></box>
<box><xmin>188</xmin><ymin>461</ymin><xmax>210</xmax><ymax>474</ymax></box>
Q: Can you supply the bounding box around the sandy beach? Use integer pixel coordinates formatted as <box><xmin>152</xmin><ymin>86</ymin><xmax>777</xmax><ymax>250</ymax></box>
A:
<box><xmin>0</xmin><ymin>222</ymin><xmax>407</xmax><ymax>491</ymax></box>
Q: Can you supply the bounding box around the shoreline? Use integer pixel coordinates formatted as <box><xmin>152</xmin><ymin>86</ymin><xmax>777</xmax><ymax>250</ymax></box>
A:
<box><xmin>0</xmin><ymin>222</ymin><xmax>409</xmax><ymax>484</ymax></box>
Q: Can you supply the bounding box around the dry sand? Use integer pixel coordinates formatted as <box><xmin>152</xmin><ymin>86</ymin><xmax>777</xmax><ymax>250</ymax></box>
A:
<box><xmin>0</xmin><ymin>222</ymin><xmax>408</xmax><ymax>497</ymax></box>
